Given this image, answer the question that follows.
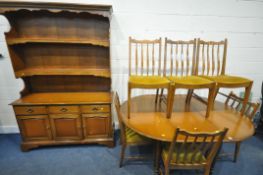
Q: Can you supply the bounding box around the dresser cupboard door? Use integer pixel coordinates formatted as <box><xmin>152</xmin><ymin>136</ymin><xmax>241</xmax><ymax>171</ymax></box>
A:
<box><xmin>49</xmin><ymin>114</ymin><xmax>82</xmax><ymax>140</ymax></box>
<box><xmin>82</xmin><ymin>113</ymin><xmax>110</xmax><ymax>138</ymax></box>
<box><xmin>17</xmin><ymin>115</ymin><xmax>52</xmax><ymax>141</ymax></box>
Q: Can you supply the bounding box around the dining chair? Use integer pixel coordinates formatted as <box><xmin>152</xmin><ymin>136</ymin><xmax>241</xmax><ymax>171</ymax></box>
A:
<box><xmin>162</xmin><ymin>38</ymin><xmax>216</xmax><ymax>118</ymax></box>
<box><xmin>219</xmin><ymin>91</ymin><xmax>260</xmax><ymax>162</ymax></box>
<box><xmin>160</xmin><ymin>128</ymin><xmax>228</xmax><ymax>175</ymax></box>
<box><xmin>192</xmin><ymin>38</ymin><xmax>253</xmax><ymax>116</ymax></box>
<box><xmin>128</xmin><ymin>37</ymin><xmax>172</xmax><ymax>118</ymax></box>
<box><xmin>114</xmin><ymin>92</ymin><xmax>153</xmax><ymax>167</ymax></box>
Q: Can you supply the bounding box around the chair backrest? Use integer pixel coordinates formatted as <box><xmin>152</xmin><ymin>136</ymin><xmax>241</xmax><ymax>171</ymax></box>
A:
<box><xmin>225</xmin><ymin>91</ymin><xmax>260</xmax><ymax>120</ymax></box>
<box><xmin>129</xmin><ymin>37</ymin><xmax>162</xmax><ymax>76</ymax></box>
<box><xmin>167</xmin><ymin>128</ymin><xmax>228</xmax><ymax>165</ymax></box>
<box><xmin>195</xmin><ymin>38</ymin><xmax>228</xmax><ymax>76</ymax></box>
<box><xmin>114</xmin><ymin>92</ymin><xmax>126</xmax><ymax>143</ymax></box>
<box><xmin>164</xmin><ymin>38</ymin><xmax>197</xmax><ymax>77</ymax></box>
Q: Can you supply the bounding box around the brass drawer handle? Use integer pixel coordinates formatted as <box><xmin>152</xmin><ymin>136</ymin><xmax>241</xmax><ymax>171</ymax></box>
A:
<box><xmin>60</xmin><ymin>108</ymin><xmax>68</xmax><ymax>112</ymax></box>
<box><xmin>26</xmin><ymin>109</ymin><xmax>34</xmax><ymax>113</ymax></box>
<box><xmin>92</xmin><ymin>107</ymin><xmax>104</xmax><ymax>111</ymax></box>
<box><xmin>92</xmin><ymin>107</ymin><xmax>99</xmax><ymax>111</ymax></box>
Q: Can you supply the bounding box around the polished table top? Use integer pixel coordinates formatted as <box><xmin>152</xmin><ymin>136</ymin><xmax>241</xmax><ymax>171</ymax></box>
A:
<box><xmin>120</xmin><ymin>95</ymin><xmax>255</xmax><ymax>142</ymax></box>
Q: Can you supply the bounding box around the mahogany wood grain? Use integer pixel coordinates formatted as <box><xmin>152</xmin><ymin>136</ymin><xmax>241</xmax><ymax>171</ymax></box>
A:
<box><xmin>121</xmin><ymin>95</ymin><xmax>254</xmax><ymax>143</ymax></box>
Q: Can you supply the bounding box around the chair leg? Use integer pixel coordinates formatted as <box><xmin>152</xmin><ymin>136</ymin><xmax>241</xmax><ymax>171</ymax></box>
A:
<box><xmin>167</xmin><ymin>85</ymin><xmax>175</xmax><ymax>118</ymax></box>
<box><xmin>206</xmin><ymin>84</ymin><xmax>216</xmax><ymax>118</ymax></box>
<box><xmin>240</xmin><ymin>82</ymin><xmax>253</xmax><ymax>116</ymax></box>
<box><xmin>234</xmin><ymin>142</ymin><xmax>241</xmax><ymax>163</ymax></box>
<box><xmin>119</xmin><ymin>144</ymin><xmax>126</xmax><ymax>167</ymax></box>
<box><xmin>159</xmin><ymin>88</ymin><xmax>164</xmax><ymax>104</ymax></box>
<box><xmin>128</xmin><ymin>84</ymin><xmax>132</xmax><ymax>119</ymax></box>
<box><xmin>155</xmin><ymin>89</ymin><xmax>160</xmax><ymax>104</ymax></box>
<box><xmin>154</xmin><ymin>141</ymin><xmax>162</xmax><ymax>175</ymax></box>
<box><xmin>186</xmin><ymin>89</ymin><xmax>194</xmax><ymax>105</ymax></box>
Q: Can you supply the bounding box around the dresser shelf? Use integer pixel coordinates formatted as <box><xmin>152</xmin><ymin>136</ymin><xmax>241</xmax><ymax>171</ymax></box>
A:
<box><xmin>15</xmin><ymin>67</ymin><xmax>111</xmax><ymax>78</ymax></box>
<box><xmin>7</xmin><ymin>37</ymin><xmax>109</xmax><ymax>47</ymax></box>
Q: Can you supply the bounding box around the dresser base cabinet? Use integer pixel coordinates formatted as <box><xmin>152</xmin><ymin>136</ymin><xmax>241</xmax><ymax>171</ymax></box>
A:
<box><xmin>12</xmin><ymin>92</ymin><xmax>114</xmax><ymax>152</ymax></box>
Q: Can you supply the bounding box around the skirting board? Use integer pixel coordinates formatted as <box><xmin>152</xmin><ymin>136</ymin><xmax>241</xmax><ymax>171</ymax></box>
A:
<box><xmin>0</xmin><ymin>125</ymin><xmax>19</xmax><ymax>133</ymax></box>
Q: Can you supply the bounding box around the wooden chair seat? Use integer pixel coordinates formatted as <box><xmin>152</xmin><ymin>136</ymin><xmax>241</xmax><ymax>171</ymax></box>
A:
<box><xmin>162</xmin><ymin>144</ymin><xmax>206</xmax><ymax>164</ymax></box>
<box><xmin>126</xmin><ymin>127</ymin><xmax>152</xmax><ymax>144</ymax></box>
<box><xmin>129</xmin><ymin>75</ymin><xmax>170</xmax><ymax>88</ymax></box>
<box><xmin>168</xmin><ymin>76</ymin><xmax>214</xmax><ymax>88</ymax></box>
<box><xmin>201</xmin><ymin>75</ymin><xmax>251</xmax><ymax>87</ymax></box>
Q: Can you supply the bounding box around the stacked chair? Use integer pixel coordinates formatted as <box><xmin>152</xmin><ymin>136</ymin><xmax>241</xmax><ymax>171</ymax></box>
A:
<box><xmin>191</xmin><ymin>39</ymin><xmax>253</xmax><ymax>116</ymax></box>
<box><xmin>128</xmin><ymin>37</ymin><xmax>172</xmax><ymax>118</ymax></box>
<box><xmin>163</xmin><ymin>38</ymin><xmax>216</xmax><ymax>118</ymax></box>
<box><xmin>127</xmin><ymin>37</ymin><xmax>253</xmax><ymax>118</ymax></box>
<box><xmin>219</xmin><ymin>91</ymin><xmax>259</xmax><ymax>162</ymax></box>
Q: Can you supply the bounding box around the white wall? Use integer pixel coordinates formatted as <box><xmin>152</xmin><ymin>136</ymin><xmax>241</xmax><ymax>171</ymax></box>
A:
<box><xmin>0</xmin><ymin>0</ymin><xmax>263</xmax><ymax>133</ymax></box>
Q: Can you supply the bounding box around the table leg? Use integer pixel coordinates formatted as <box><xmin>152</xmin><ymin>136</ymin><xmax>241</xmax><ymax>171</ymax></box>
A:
<box><xmin>154</xmin><ymin>141</ymin><xmax>161</xmax><ymax>175</ymax></box>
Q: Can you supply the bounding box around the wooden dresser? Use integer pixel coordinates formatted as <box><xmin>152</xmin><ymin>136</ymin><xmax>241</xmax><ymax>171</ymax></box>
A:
<box><xmin>0</xmin><ymin>1</ymin><xmax>114</xmax><ymax>151</ymax></box>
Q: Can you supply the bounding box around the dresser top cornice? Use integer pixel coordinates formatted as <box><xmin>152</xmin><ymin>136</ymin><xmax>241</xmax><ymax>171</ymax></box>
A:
<box><xmin>0</xmin><ymin>0</ymin><xmax>112</xmax><ymax>17</ymax></box>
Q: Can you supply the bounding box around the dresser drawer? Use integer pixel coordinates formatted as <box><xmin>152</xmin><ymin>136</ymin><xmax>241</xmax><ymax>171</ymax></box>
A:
<box><xmin>81</xmin><ymin>105</ymin><xmax>110</xmax><ymax>113</ymax></box>
<box><xmin>14</xmin><ymin>106</ymin><xmax>47</xmax><ymax>115</ymax></box>
<box><xmin>48</xmin><ymin>105</ymin><xmax>79</xmax><ymax>114</ymax></box>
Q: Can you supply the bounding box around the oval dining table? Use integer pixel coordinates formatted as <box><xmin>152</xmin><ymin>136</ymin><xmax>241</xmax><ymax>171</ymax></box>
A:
<box><xmin>120</xmin><ymin>94</ymin><xmax>255</xmax><ymax>175</ymax></box>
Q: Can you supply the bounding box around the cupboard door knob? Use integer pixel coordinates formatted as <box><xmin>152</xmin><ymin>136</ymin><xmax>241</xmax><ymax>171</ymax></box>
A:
<box><xmin>26</xmin><ymin>109</ymin><xmax>34</xmax><ymax>113</ymax></box>
<box><xmin>60</xmin><ymin>108</ymin><xmax>68</xmax><ymax>112</ymax></box>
